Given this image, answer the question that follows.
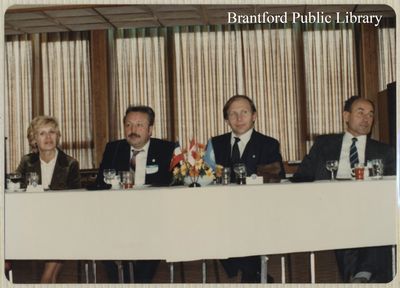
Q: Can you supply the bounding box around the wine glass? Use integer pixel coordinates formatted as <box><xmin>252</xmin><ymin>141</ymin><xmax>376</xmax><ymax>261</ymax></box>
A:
<box><xmin>8</xmin><ymin>172</ymin><xmax>22</xmax><ymax>184</ymax></box>
<box><xmin>103</xmin><ymin>169</ymin><xmax>116</xmax><ymax>184</ymax></box>
<box><xmin>233</xmin><ymin>163</ymin><xmax>247</xmax><ymax>184</ymax></box>
<box><xmin>27</xmin><ymin>172</ymin><xmax>39</xmax><ymax>187</ymax></box>
<box><xmin>7</xmin><ymin>173</ymin><xmax>22</xmax><ymax>191</ymax></box>
<box><xmin>326</xmin><ymin>160</ymin><xmax>339</xmax><ymax>181</ymax></box>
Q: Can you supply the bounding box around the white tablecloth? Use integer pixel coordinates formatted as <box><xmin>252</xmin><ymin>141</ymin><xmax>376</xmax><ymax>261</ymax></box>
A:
<box><xmin>5</xmin><ymin>179</ymin><xmax>397</xmax><ymax>261</ymax></box>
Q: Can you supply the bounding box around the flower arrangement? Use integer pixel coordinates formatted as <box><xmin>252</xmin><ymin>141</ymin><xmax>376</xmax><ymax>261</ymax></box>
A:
<box><xmin>171</xmin><ymin>140</ymin><xmax>215</xmax><ymax>186</ymax></box>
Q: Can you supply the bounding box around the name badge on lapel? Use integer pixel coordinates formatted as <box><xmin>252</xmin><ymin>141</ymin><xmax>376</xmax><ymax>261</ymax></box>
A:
<box><xmin>146</xmin><ymin>165</ymin><xmax>159</xmax><ymax>174</ymax></box>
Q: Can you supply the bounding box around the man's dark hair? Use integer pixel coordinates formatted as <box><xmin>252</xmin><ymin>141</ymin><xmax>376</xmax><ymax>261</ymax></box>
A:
<box><xmin>124</xmin><ymin>105</ymin><xmax>155</xmax><ymax>126</ymax></box>
<box><xmin>223</xmin><ymin>95</ymin><xmax>257</xmax><ymax>120</ymax></box>
<box><xmin>344</xmin><ymin>96</ymin><xmax>375</xmax><ymax>112</ymax></box>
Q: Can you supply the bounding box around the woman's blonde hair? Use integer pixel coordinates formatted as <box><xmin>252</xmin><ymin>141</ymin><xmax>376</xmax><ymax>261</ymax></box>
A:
<box><xmin>27</xmin><ymin>116</ymin><xmax>61</xmax><ymax>152</ymax></box>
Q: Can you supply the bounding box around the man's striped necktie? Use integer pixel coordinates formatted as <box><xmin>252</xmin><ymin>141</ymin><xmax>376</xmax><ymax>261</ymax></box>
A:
<box><xmin>349</xmin><ymin>137</ymin><xmax>359</xmax><ymax>168</ymax></box>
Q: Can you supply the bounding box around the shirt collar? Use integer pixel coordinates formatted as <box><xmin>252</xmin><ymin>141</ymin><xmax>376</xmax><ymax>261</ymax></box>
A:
<box><xmin>131</xmin><ymin>139</ymin><xmax>150</xmax><ymax>153</ymax></box>
<box><xmin>40</xmin><ymin>149</ymin><xmax>58</xmax><ymax>165</ymax></box>
<box><xmin>231</xmin><ymin>128</ymin><xmax>253</xmax><ymax>143</ymax></box>
<box><xmin>344</xmin><ymin>131</ymin><xmax>367</xmax><ymax>144</ymax></box>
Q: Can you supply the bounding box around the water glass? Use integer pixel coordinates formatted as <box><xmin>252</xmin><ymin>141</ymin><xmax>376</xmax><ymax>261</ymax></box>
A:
<box><xmin>367</xmin><ymin>159</ymin><xmax>383</xmax><ymax>180</ymax></box>
<box><xmin>103</xmin><ymin>169</ymin><xmax>117</xmax><ymax>184</ymax></box>
<box><xmin>325</xmin><ymin>160</ymin><xmax>338</xmax><ymax>181</ymax></box>
<box><xmin>7</xmin><ymin>173</ymin><xmax>22</xmax><ymax>191</ymax></box>
<box><xmin>27</xmin><ymin>172</ymin><xmax>39</xmax><ymax>187</ymax></box>
<box><xmin>233</xmin><ymin>163</ymin><xmax>246</xmax><ymax>185</ymax></box>
<box><xmin>222</xmin><ymin>167</ymin><xmax>231</xmax><ymax>185</ymax></box>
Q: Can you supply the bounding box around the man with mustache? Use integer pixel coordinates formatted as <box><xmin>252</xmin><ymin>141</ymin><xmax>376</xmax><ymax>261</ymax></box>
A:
<box><xmin>293</xmin><ymin>96</ymin><xmax>395</xmax><ymax>283</ymax></box>
<box><xmin>96</xmin><ymin>105</ymin><xmax>175</xmax><ymax>283</ymax></box>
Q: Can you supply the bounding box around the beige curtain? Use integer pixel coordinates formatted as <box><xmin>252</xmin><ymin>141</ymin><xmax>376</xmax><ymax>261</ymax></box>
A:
<box><xmin>41</xmin><ymin>32</ymin><xmax>93</xmax><ymax>169</ymax></box>
<box><xmin>5</xmin><ymin>35</ymin><xmax>33</xmax><ymax>173</ymax></box>
<box><xmin>112</xmin><ymin>28</ymin><xmax>169</xmax><ymax>140</ymax></box>
<box><xmin>174</xmin><ymin>24</ymin><xmax>302</xmax><ymax>160</ymax></box>
<box><xmin>378</xmin><ymin>26</ymin><xmax>396</xmax><ymax>90</ymax></box>
<box><xmin>303</xmin><ymin>24</ymin><xmax>358</xmax><ymax>150</ymax></box>
<box><xmin>174</xmin><ymin>25</ymin><xmax>242</xmax><ymax>148</ymax></box>
<box><xmin>241</xmin><ymin>24</ymin><xmax>302</xmax><ymax>161</ymax></box>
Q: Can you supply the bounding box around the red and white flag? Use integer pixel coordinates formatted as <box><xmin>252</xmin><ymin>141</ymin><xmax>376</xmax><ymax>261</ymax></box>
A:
<box><xmin>170</xmin><ymin>142</ymin><xmax>184</xmax><ymax>171</ymax></box>
<box><xmin>187</xmin><ymin>139</ymin><xmax>197</xmax><ymax>166</ymax></box>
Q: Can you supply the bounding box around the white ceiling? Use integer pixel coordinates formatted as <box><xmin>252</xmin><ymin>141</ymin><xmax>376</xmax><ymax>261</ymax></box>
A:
<box><xmin>5</xmin><ymin>4</ymin><xmax>395</xmax><ymax>35</ymax></box>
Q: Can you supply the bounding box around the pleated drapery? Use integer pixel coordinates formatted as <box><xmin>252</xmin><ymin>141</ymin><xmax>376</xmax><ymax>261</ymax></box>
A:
<box><xmin>4</xmin><ymin>23</ymin><xmax>395</xmax><ymax>171</ymax></box>
<box><xmin>112</xmin><ymin>28</ymin><xmax>169</xmax><ymax>140</ymax></box>
<box><xmin>303</xmin><ymin>23</ymin><xmax>358</xmax><ymax>151</ymax></box>
<box><xmin>41</xmin><ymin>32</ymin><xmax>94</xmax><ymax>169</ymax></box>
<box><xmin>5</xmin><ymin>35</ymin><xmax>33</xmax><ymax>172</ymax></box>
<box><xmin>378</xmin><ymin>26</ymin><xmax>396</xmax><ymax>90</ymax></box>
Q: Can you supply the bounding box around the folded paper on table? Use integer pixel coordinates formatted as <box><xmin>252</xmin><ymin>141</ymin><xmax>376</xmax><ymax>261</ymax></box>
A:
<box><xmin>26</xmin><ymin>185</ymin><xmax>44</xmax><ymax>193</ymax></box>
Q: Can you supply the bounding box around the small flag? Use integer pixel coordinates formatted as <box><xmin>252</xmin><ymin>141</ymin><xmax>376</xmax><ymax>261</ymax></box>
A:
<box><xmin>187</xmin><ymin>139</ymin><xmax>197</xmax><ymax>166</ymax></box>
<box><xmin>204</xmin><ymin>139</ymin><xmax>216</xmax><ymax>170</ymax></box>
<box><xmin>170</xmin><ymin>142</ymin><xmax>184</xmax><ymax>171</ymax></box>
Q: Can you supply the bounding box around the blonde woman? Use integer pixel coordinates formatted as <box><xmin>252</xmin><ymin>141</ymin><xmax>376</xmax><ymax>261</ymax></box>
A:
<box><xmin>16</xmin><ymin>115</ymin><xmax>81</xmax><ymax>283</ymax></box>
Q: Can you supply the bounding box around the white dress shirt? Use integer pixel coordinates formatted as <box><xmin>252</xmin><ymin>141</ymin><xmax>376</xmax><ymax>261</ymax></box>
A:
<box><xmin>40</xmin><ymin>149</ymin><xmax>58</xmax><ymax>189</ymax></box>
<box><xmin>130</xmin><ymin>140</ymin><xmax>150</xmax><ymax>186</ymax></box>
<box><xmin>336</xmin><ymin>132</ymin><xmax>367</xmax><ymax>178</ymax></box>
<box><xmin>230</xmin><ymin>128</ymin><xmax>253</xmax><ymax>157</ymax></box>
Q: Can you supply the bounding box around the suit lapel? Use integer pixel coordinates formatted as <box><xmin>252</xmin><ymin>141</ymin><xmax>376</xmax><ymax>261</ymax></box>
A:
<box><xmin>241</xmin><ymin>130</ymin><xmax>257</xmax><ymax>163</ymax></box>
<box><xmin>326</xmin><ymin>134</ymin><xmax>343</xmax><ymax>160</ymax></box>
<box><xmin>364</xmin><ymin>138</ymin><xmax>377</xmax><ymax>164</ymax></box>
<box><xmin>30</xmin><ymin>154</ymin><xmax>42</xmax><ymax>183</ymax></box>
<box><xmin>50</xmin><ymin>150</ymin><xmax>68</xmax><ymax>188</ymax></box>
<box><xmin>145</xmin><ymin>139</ymin><xmax>157</xmax><ymax>183</ymax></box>
<box><xmin>116</xmin><ymin>140</ymin><xmax>131</xmax><ymax>171</ymax></box>
<box><xmin>220</xmin><ymin>133</ymin><xmax>232</xmax><ymax>165</ymax></box>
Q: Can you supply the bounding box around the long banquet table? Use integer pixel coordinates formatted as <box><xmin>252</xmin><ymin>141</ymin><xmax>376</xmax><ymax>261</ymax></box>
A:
<box><xmin>5</xmin><ymin>178</ymin><xmax>397</xmax><ymax>262</ymax></box>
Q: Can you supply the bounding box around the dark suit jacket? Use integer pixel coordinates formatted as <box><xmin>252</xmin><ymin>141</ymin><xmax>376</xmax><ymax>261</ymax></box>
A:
<box><xmin>211</xmin><ymin>130</ymin><xmax>285</xmax><ymax>179</ymax></box>
<box><xmin>292</xmin><ymin>133</ymin><xmax>396</xmax><ymax>282</ymax></box>
<box><xmin>293</xmin><ymin>133</ymin><xmax>396</xmax><ymax>181</ymax></box>
<box><xmin>96</xmin><ymin>138</ymin><xmax>175</xmax><ymax>186</ymax></box>
<box><xmin>16</xmin><ymin>149</ymin><xmax>81</xmax><ymax>189</ymax></box>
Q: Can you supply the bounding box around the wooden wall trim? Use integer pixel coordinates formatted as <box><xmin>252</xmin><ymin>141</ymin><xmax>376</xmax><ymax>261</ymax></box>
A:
<box><xmin>31</xmin><ymin>34</ymin><xmax>43</xmax><ymax>117</ymax></box>
<box><xmin>296</xmin><ymin>24</ymin><xmax>308</xmax><ymax>158</ymax></box>
<box><xmin>358</xmin><ymin>23</ymin><xmax>380</xmax><ymax>140</ymax></box>
<box><xmin>90</xmin><ymin>30</ymin><xmax>109</xmax><ymax>167</ymax></box>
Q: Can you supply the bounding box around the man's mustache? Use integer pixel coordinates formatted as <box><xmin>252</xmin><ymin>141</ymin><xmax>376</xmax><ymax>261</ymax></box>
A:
<box><xmin>128</xmin><ymin>132</ymin><xmax>140</xmax><ymax>138</ymax></box>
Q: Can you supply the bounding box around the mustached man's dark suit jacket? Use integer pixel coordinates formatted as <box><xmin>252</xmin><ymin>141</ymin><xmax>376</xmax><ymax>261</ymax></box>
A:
<box><xmin>96</xmin><ymin>138</ymin><xmax>175</xmax><ymax>187</ymax></box>
<box><xmin>210</xmin><ymin>130</ymin><xmax>285</xmax><ymax>282</ymax></box>
<box><xmin>96</xmin><ymin>137</ymin><xmax>174</xmax><ymax>283</ymax></box>
<box><xmin>293</xmin><ymin>133</ymin><xmax>396</xmax><ymax>283</ymax></box>
<box><xmin>16</xmin><ymin>148</ymin><xmax>81</xmax><ymax>189</ymax></box>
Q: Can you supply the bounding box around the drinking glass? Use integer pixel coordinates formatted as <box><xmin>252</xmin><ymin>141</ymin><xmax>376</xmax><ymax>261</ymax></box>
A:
<box><xmin>325</xmin><ymin>160</ymin><xmax>338</xmax><ymax>181</ymax></box>
<box><xmin>351</xmin><ymin>163</ymin><xmax>365</xmax><ymax>180</ymax></box>
<box><xmin>103</xmin><ymin>169</ymin><xmax>117</xmax><ymax>184</ymax></box>
<box><xmin>367</xmin><ymin>159</ymin><xmax>383</xmax><ymax>180</ymax></box>
<box><xmin>27</xmin><ymin>172</ymin><xmax>39</xmax><ymax>187</ymax></box>
<box><xmin>233</xmin><ymin>163</ymin><xmax>247</xmax><ymax>185</ymax></box>
<box><xmin>222</xmin><ymin>167</ymin><xmax>231</xmax><ymax>185</ymax></box>
<box><xmin>120</xmin><ymin>171</ymin><xmax>134</xmax><ymax>189</ymax></box>
<box><xmin>7</xmin><ymin>173</ymin><xmax>22</xmax><ymax>191</ymax></box>
<box><xmin>8</xmin><ymin>172</ymin><xmax>22</xmax><ymax>184</ymax></box>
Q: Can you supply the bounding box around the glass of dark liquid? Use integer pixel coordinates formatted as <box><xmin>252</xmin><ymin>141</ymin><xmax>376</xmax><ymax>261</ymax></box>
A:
<box><xmin>120</xmin><ymin>171</ymin><xmax>134</xmax><ymax>189</ymax></box>
<box><xmin>233</xmin><ymin>163</ymin><xmax>247</xmax><ymax>185</ymax></box>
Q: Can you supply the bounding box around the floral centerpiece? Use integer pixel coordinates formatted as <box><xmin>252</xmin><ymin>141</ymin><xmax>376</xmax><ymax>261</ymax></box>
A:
<box><xmin>171</xmin><ymin>140</ymin><xmax>215</xmax><ymax>187</ymax></box>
